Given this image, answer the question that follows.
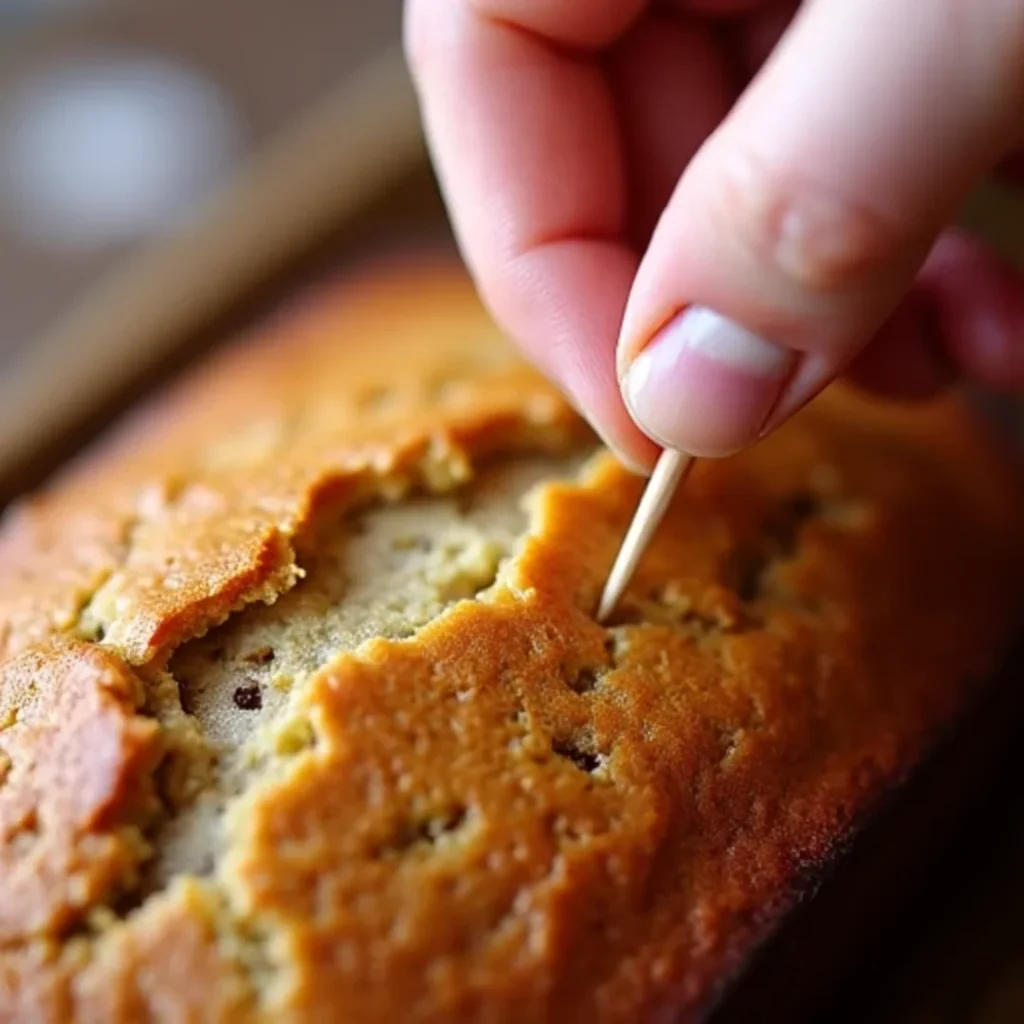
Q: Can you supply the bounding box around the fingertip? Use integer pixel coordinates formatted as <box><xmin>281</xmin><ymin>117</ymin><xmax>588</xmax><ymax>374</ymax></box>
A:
<box><xmin>476</xmin><ymin>236</ymin><xmax>659</xmax><ymax>471</ymax></box>
<box><xmin>616</xmin><ymin>0</ymin><xmax>1020</xmax><ymax>457</ymax></box>
<box><xmin>620</xmin><ymin>306</ymin><xmax>796</xmax><ymax>458</ymax></box>
<box><xmin>553</xmin><ymin>352</ymin><xmax>656</xmax><ymax>473</ymax></box>
<box><xmin>592</xmin><ymin>407</ymin><xmax>661</xmax><ymax>476</ymax></box>
<box><xmin>543</xmin><ymin>309</ymin><xmax>660</xmax><ymax>474</ymax></box>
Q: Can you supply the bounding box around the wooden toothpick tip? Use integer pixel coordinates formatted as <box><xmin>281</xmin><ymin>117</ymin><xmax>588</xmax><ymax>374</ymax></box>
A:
<box><xmin>597</xmin><ymin>449</ymin><xmax>696</xmax><ymax>623</ymax></box>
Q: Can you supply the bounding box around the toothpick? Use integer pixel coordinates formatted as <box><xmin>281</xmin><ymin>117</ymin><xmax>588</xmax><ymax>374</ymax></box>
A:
<box><xmin>597</xmin><ymin>449</ymin><xmax>696</xmax><ymax>623</ymax></box>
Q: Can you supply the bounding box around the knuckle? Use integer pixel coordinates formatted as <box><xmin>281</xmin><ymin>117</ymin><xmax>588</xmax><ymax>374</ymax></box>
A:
<box><xmin>710</xmin><ymin>149</ymin><xmax>899</xmax><ymax>293</ymax></box>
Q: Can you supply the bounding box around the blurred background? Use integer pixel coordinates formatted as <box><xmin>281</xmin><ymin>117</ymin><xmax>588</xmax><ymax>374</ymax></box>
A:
<box><xmin>0</xmin><ymin>0</ymin><xmax>401</xmax><ymax>357</ymax></box>
<box><xmin>2</xmin><ymin>3</ymin><xmax>1024</xmax><ymax>1022</ymax></box>
<box><xmin>0</xmin><ymin>0</ymin><xmax>446</xmax><ymax>497</ymax></box>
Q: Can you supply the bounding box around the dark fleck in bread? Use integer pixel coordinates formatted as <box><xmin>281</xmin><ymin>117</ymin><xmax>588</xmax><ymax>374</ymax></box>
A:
<box><xmin>0</xmin><ymin>258</ymin><xmax>1022</xmax><ymax>1023</ymax></box>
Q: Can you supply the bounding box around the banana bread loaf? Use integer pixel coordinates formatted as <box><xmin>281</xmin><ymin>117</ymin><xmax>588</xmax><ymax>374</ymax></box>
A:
<box><xmin>0</xmin><ymin>257</ymin><xmax>1022</xmax><ymax>1023</ymax></box>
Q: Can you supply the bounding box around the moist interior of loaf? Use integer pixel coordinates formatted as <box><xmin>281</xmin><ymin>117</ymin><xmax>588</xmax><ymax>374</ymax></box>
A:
<box><xmin>150</xmin><ymin>453</ymin><xmax>591</xmax><ymax>888</ymax></box>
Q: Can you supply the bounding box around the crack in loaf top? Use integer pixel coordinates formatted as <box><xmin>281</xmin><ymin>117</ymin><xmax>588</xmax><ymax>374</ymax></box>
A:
<box><xmin>0</xmin><ymin>255</ymin><xmax>1022</xmax><ymax>1023</ymax></box>
<box><xmin>0</xmin><ymin>261</ymin><xmax>585</xmax><ymax>667</ymax></box>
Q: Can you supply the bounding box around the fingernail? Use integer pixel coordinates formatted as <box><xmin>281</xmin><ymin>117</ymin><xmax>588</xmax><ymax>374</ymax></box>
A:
<box><xmin>622</xmin><ymin>307</ymin><xmax>795</xmax><ymax>457</ymax></box>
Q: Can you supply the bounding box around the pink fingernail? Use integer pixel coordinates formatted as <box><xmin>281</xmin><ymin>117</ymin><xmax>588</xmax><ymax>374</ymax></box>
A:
<box><xmin>622</xmin><ymin>307</ymin><xmax>795</xmax><ymax>457</ymax></box>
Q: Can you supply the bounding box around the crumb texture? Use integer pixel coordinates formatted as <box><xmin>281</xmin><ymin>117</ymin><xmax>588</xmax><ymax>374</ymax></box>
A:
<box><xmin>155</xmin><ymin>455</ymin><xmax>578</xmax><ymax>887</ymax></box>
<box><xmin>0</xmin><ymin>261</ymin><xmax>1021</xmax><ymax>1023</ymax></box>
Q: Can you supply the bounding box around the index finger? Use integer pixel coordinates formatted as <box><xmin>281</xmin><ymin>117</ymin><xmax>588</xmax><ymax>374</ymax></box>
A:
<box><xmin>404</xmin><ymin>0</ymin><xmax>656</xmax><ymax>469</ymax></box>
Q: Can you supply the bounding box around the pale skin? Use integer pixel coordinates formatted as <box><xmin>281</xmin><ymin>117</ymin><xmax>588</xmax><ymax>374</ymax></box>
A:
<box><xmin>405</xmin><ymin>0</ymin><xmax>1024</xmax><ymax>472</ymax></box>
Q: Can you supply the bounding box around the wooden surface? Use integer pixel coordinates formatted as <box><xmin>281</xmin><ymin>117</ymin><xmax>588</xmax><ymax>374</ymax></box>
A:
<box><xmin>0</xmin><ymin>160</ymin><xmax>453</xmax><ymax>507</ymax></box>
<box><xmin>0</xmin><ymin>5</ymin><xmax>424</xmax><ymax>500</ymax></box>
<box><xmin>0</xmin><ymin>48</ymin><xmax>427</xmax><ymax>495</ymax></box>
<box><xmin>0</xmin><ymin>0</ymin><xmax>404</xmax><ymax>362</ymax></box>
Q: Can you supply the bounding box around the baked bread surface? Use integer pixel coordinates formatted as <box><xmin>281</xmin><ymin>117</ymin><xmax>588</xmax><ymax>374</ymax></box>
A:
<box><xmin>0</xmin><ymin>259</ymin><xmax>1021</xmax><ymax>1022</ymax></box>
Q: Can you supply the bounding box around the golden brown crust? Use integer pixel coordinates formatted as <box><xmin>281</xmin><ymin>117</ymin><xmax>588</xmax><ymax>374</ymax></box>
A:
<box><xmin>0</xmin><ymin>639</ymin><xmax>161</xmax><ymax>944</ymax></box>
<box><xmin>0</xmin><ymin>257</ymin><xmax>1021</xmax><ymax>1022</ymax></box>
<box><xmin>72</xmin><ymin>883</ymin><xmax>254</xmax><ymax>1022</ymax></box>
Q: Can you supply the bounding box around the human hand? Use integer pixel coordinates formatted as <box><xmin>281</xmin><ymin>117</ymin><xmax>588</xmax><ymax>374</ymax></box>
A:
<box><xmin>405</xmin><ymin>0</ymin><xmax>1024</xmax><ymax>471</ymax></box>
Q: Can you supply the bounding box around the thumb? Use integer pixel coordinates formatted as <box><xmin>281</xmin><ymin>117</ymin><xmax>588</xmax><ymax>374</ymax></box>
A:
<box><xmin>617</xmin><ymin>0</ymin><xmax>1024</xmax><ymax>458</ymax></box>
